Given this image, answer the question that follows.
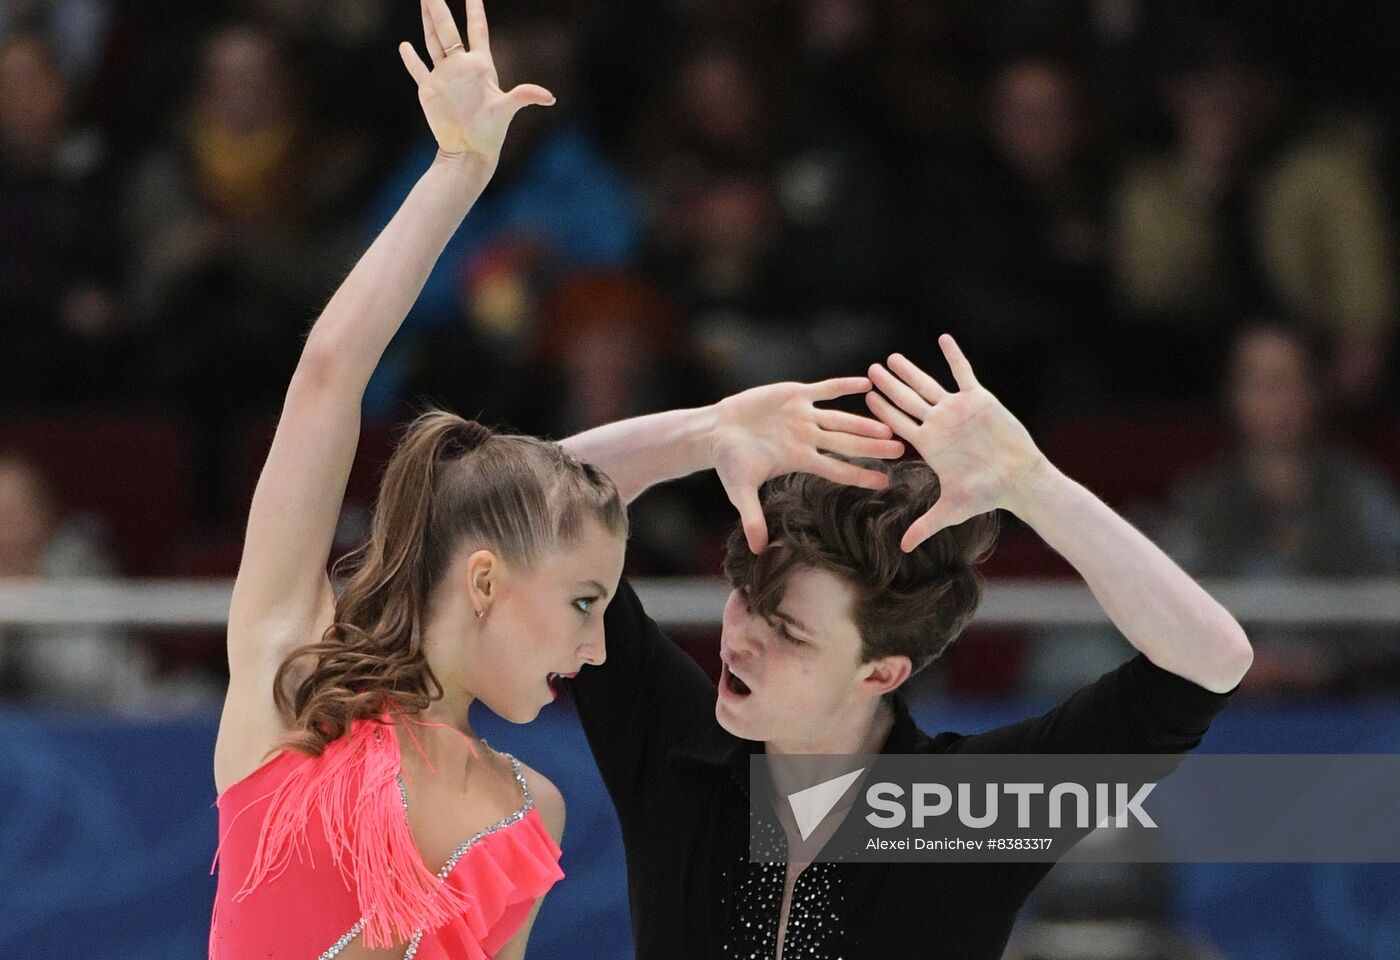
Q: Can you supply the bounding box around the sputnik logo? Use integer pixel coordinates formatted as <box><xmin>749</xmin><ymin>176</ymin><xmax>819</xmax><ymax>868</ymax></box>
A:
<box><xmin>787</xmin><ymin>768</ymin><xmax>866</xmax><ymax>841</ymax></box>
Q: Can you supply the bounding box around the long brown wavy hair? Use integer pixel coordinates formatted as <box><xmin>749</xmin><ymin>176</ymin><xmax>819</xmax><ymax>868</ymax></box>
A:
<box><xmin>273</xmin><ymin>410</ymin><xmax>627</xmax><ymax>756</ymax></box>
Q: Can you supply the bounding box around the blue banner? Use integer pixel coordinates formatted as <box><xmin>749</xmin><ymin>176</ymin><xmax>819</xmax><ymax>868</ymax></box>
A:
<box><xmin>2</xmin><ymin>698</ymin><xmax>1397</xmax><ymax>959</ymax></box>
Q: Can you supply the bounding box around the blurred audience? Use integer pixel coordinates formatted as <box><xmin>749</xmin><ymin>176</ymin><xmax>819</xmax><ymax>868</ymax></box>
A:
<box><xmin>907</xmin><ymin>53</ymin><xmax>1114</xmax><ymax>424</ymax></box>
<box><xmin>361</xmin><ymin>16</ymin><xmax>639</xmax><ymax>420</ymax></box>
<box><xmin>121</xmin><ymin>22</ymin><xmax>371</xmax><ymax>520</ymax></box>
<box><xmin>2</xmin><ymin>1</ymin><xmax>1399</xmax><ymax>702</ymax></box>
<box><xmin>639</xmin><ymin>39</ymin><xmax>895</xmax><ymax>392</ymax></box>
<box><xmin>1161</xmin><ymin>323</ymin><xmax>1400</xmax><ymax>694</ymax></box>
<box><xmin>239</xmin><ymin>0</ymin><xmax>413</xmax><ymax>136</ymax></box>
<box><xmin>1111</xmin><ymin>25</ymin><xmax>1397</xmax><ymax>407</ymax></box>
<box><xmin>0</xmin><ymin>452</ymin><xmax>158</xmax><ymax>710</ymax></box>
<box><xmin>525</xmin><ymin>273</ymin><xmax>723</xmax><ymax>574</ymax></box>
<box><xmin>631</xmin><ymin>42</ymin><xmax>779</xmax><ymax>393</ymax></box>
<box><xmin>406</xmin><ymin>271</ymin><xmax>726</xmax><ymax>575</ymax></box>
<box><xmin>0</xmin><ymin>29</ymin><xmax>129</xmax><ymax>410</ymax></box>
<box><xmin>0</xmin><ymin>0</ymin><xmax>114</xmax><ymax>82</ymax></box>
<box><xmin>520</xmin><ymin>273</ymin><xmax>704</xmax><ymax>436</ymax></box>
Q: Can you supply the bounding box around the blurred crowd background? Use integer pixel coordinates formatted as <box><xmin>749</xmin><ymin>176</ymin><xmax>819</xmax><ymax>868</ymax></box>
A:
<box><xmin>4</xmin><ymin>3</ymin><xmax>1400</xmax><ymax>957</ymax></box>
<box><xmin>3</xmin><ymin>0</ymin><xmax>1400</xmax><ymax>709</ymax></box>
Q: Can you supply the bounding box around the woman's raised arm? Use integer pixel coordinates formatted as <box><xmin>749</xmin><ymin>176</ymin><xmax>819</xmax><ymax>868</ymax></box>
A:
<box><xmin>219</xmin><ymin>0</ymin><xmax>551</xmax><ymax>782</ymax></box>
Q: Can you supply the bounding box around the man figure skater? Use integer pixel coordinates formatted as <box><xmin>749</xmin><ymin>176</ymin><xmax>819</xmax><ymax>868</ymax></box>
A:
<box><xmin>560</xmin><ymin>335</ymin><xmax>1251</xmax><ymax>959</ymax></box>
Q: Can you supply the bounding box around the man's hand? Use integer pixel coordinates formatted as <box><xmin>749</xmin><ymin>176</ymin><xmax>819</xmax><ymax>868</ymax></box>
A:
<box><xmin>398</xmin><ymin>0</ymin><xmax>554</xmax><ymax>169</ymax></box>
<box><xmin>866</xmin><ymin>335</ymin><xmax>1047</xmax><ymax>552</ymax></box>
<box><xmin>712</xmin><ymin>378</ymin><xmax>905</xmax><ymax>552</ymax></box>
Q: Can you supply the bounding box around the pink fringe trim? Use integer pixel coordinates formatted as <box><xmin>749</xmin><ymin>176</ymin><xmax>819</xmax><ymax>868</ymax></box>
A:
<box><xmin>214</xmin><ymin>712</ymin><xmax>485</xmax><ymax>950</ymax></box>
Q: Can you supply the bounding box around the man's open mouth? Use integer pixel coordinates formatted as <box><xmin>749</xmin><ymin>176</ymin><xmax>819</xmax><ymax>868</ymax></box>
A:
<box><xmin>722</xmin><ymin>663</ymin><xmax>752</xmax><ymax>697</ymax></box>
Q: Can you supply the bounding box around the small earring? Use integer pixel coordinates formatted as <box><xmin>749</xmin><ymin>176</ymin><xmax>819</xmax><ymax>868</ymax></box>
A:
<box><xmin>475</xmin><ymin>609</ymin><xmax>486</xmax><ymax>620</ymax></box>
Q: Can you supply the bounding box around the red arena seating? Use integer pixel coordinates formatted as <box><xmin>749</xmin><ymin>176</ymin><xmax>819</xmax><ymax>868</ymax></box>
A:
<box><xmin>1041</xmin><ymin>413</ymin><xmax>1226</xmax><ymax>512</ymax></box>
<box><xmin>237</xmin><ymin>417</ymin><xmax>400</xmax><ymax>516</ymax></box>
<box><xmin>0</xmin><ymin>414</ymin><xmax>194</xmax><ymax>577</ymax></box>
<box><xmin>1354</xmin><ymin>420</ymin><xmax>1400</xmax><ymax>488</ymax></box>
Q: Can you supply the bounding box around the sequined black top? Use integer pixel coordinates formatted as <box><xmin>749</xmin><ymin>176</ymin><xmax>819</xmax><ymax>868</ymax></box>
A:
<box><xmin>720</xmin><ymin>818</ymin><xmax>847</xmax><ymax>960</ymax></box>
<box><xmin>565</xmin><ymin>581</ymin><xmax>1236</xmax><ymax>960</ymax></box>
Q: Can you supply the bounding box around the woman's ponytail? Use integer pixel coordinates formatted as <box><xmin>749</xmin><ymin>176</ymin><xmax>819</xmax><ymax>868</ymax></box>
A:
<box><xmin>272</xmin><ymin>412</ymin><xmax>493</xmax><ymax>756</ymax></box>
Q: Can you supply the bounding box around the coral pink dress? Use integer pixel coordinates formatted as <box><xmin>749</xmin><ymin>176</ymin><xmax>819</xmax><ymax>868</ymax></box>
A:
<box><xmin>209</xmin><ymin>717</ymin><xmax>563</xmax><ymax>959</ymax></box>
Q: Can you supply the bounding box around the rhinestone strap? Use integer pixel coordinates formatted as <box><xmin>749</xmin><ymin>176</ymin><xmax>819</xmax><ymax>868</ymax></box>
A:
<box><xmin>318</xmin><ymin>752</ymin><xmax>535</xmax><ymax>959</ymax></box>
<box><xmin>433</xmin><ymin>756</ymin><xmax>533</xmax><ymax>878</ymax></box>
<box><xmin>318</xmin><ymin>918</ymin><xmax>366</xmax><ymax>960</ymax></box>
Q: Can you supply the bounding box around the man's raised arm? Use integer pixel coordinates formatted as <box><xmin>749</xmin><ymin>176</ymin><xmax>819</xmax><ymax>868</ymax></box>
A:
<box><xmin>562</xmin><ymin>379</ymin><xmax>905</xmax><ymax>551</ymax></box>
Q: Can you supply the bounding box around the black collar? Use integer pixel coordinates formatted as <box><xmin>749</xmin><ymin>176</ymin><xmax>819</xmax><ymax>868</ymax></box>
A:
<box><xmin>669</xmin><ymin>689</ymin><xmax>930</xmax><ymax>770</ymax></box>
<box><xmin>668</xmin><ymin>718</ymin><xmax>755</xmax><ymax>769</ymax></box>
<box><xmin>881</xmin><ymin>688</ymin><xmax>931</xmax><ymax>753</ymax></box>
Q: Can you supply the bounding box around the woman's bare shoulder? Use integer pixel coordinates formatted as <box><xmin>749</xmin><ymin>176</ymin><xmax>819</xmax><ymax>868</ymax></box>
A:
<box><xmin>514</xmin><ymin>757</ymin><xmax>565</xmax><ymax>843</ymax></box>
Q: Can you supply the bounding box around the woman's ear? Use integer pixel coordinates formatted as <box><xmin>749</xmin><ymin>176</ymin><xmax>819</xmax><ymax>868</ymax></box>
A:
<box><xmin>860</xmin><ymin>655</ymin><xmax>912</xmax><ymax>698</ymax></box>
<box><xmin>465</xmin><ymin>549</ymin><xmax>500</xmax><ymax>616</ymax></box>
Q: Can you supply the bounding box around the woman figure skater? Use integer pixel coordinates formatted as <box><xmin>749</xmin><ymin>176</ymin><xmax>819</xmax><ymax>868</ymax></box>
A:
<box><xmin>208</xmin><ymin>2</ymin><xmax>623</xmax><ymax>956</ymax></box>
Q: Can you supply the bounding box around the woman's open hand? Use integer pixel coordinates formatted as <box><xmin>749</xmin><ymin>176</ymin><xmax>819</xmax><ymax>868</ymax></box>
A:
<box><xmin>399</xmin><ymin>0</ymin><xmax>554</xmax><ymax>168</ymax></box>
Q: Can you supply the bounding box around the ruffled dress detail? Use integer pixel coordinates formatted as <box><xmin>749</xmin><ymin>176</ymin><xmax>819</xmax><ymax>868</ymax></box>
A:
<box><xmin>209</xmin><ymin>715</ymin><xmax>563</xmax><ymax>959</ymax></box>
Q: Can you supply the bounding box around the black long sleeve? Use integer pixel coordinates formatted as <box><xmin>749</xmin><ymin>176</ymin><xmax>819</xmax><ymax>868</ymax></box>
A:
<box><xmin>561</xmin><ymin>579</ymin><xmax>717</xmax><ymax>818</ymax></box>
<box><xmin>935</xmin><ymin>652</ymin><xmax>1239</xmax><ymax>755</ymax></box>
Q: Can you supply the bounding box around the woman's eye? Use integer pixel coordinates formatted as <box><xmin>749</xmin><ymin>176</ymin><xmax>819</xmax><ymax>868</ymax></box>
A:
<box><xmin>573</xmin><ymin>597</ymin><xmax>597</xmax><ymax>615</ymax></box>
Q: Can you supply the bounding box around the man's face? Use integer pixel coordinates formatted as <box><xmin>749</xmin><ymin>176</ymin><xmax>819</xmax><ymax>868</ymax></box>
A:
<box><xmin>716</xmin><ymin>566</ymin><xmax>875</xmax><ymax>746</ymax></box>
